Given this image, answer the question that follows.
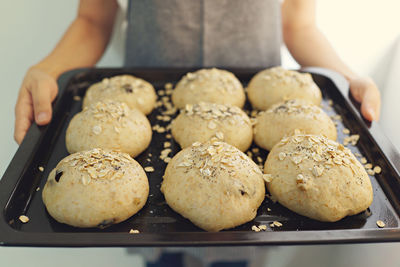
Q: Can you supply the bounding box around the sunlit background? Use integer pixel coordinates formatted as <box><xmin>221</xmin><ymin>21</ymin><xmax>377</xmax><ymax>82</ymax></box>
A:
<box><xmin>0</xmin><ymin>1</ymin><xmax>399</xmax><ymax>266</ymax></box>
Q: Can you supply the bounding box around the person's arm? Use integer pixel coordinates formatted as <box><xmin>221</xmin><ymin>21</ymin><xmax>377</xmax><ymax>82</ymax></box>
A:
<box><xmin>14</xmin><ymin>0</ymin><xmax>118</xmax><ymax>144</ymax></box>
<box><xmin>282</xmin><ymin>0</ymin><xmax>380</xmax><ymax>121</ymax></box>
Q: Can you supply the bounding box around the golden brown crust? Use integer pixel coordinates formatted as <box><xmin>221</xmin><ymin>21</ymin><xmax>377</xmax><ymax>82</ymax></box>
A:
<box><xmin>254</xmin><ymin>99</ymin><xmax>337</xmax><ymax>150</ymax></box>
<box><xmin>264</xmin><ymin>134</ymin><xmax>373</xmax><ymax>222</ymax></box>
<box><xmin>161</xmin><ymin>141</ymin><xmax>265</xmax><ymax>232</ymax></box>
<box><xmin>172</xmin><ymin>68</ymin><xmax>245</xmax><ymax>109</ymax></box>
<box><xmin>66</xmin><ymin>100</ymin><xmax>152</xmax><ymax>157</ymax></box>
<box><xmin>42</xmin><ymin>149</ymin><xmax>149</xmax><ymax>228</ymax></box>
<box><xmin>83</xmin><ymin>75</ymin><xmax>157</xmax><ymax>115</ymax></box>
<box><xmin>171</xmin><ymin>102</ymin><xmax>253</xmax><ymax>151</ymax></box>
<box><xmin>247</xmin><ymin>67</ymin><xmax>322</xmax><ymax>110</ymax></box>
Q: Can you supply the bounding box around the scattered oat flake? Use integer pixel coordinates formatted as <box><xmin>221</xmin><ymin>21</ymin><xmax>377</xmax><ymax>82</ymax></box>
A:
<box><xmin>364</xmin><ymin>163</ymin><xmax>373</xmax><ymax>169</ymax></box>
<box><xmin>73</xmin><ymin>95</ymin><xmax>82</xmax><ymax>101</ymax></box>
<box><xmin>36</xmin><ymin>187</ymin><xmax>40</xmax><ymax>192</ymax></box>
<box><xmin>258</xmin><ymin>225</ymin><xmax>267</xmax><ymax>231</ymax></box>
<box><xmin>19</xmin><ymin>215</ymin><xmax>29</xmax><ymax>223</ymax></box>
<box><xmin>156</xmin><ymin>127</ymin><xmax>166</xmax><ymax>133</ymax></box>
<box><xmin>251</xmin><ymin>225</ymin><xmax>261</xmax><ymax>232</ymax></box>
<box><xmin>164</xmin><ymin>142</ymin><xmax>171</xmax><ymax>148</ymax></box>
<box><xmin>164</xmin><ymin>157</ymin><xmax>171</xmax><ymax>163</ymax></box>
<box><xmin>38</xmin><ymin>166</ymin><xmax>44</xmax><ymax>172</ymax></box>
<box><xmin>342</xmin><ymin>128</ymin><xmax>350</xmax><ymax>134</ymax></box>
<box><xmin>145</xmin><ymin>166</ymin><xmax>155</xmax><ymax>172</ymax></box>
<box><xmin>129</xmin><ymin>229</ymin><xmax>140</xmax><ymax>234</ymax></box>
<box><xmin>367</xmin><ymin>169</ymin><xmax>375</xmax><ymax>176</ymax></box>
<box><xmin>376</xmin><ymin>220</ymin><xmax>385</xmax><ymax>228</ymax></box>
<box><xmin>165</xmin><ymin>83</ymin><xmax>173</xmax><ymax>90</ymax></box>
<box><xmin>360</xmin><ymin>157</ymin><xmax>367</xmax><ymax>164</ymax></box>
<box><xmin>166</xmin><ymin>134</ymin><xmax>172</xmax><ymax>139</ymax></box>
<box><xmin>272</xmin><ymin>221</ymin><xmax>283</xmax><ymax>227</ymax></box>
<box><xmin>267</xmin><ymin>208</ymin><xmax>271</xmax><ymax>212</ymax></box>
<box><xmin>162</xmin><ymin>115</ymin><xmax>171</xmax><ymax>122</ymax></box>
<box><xmin>373</xmin><ymin>166</ymin><xmax>382</xmax><ymax>174</ymax></box>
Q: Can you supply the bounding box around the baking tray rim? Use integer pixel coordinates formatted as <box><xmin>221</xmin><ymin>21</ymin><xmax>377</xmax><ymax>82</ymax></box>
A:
<box><xmin>0</xmin><ymin>66</ymin><xmax>399</xmax><ymax>247</ymax></box>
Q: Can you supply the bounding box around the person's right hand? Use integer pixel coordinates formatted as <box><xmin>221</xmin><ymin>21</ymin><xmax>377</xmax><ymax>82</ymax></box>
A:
<box><xmin>14</xmin><ymin>67</ymin><xmax>58</xmax><ymax>144</ymax></box>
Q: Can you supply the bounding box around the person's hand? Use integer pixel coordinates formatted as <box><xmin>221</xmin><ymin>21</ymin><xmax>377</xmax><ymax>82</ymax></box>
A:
<box><xmin>348</xmin><ymin>76</ymin><xmax>381</xmax><ymax>122</ymax></box>
<box><xmin>14</xmin><ymin>67</ymin><xmax>58</xmax><ymax>144</ymax></box>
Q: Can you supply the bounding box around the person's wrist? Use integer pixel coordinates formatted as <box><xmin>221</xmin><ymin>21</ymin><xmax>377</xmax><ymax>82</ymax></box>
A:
<box><xmin>31</xmin><ymin>63</ymin><xmax>60</xmax><ymax>80</ymax></box>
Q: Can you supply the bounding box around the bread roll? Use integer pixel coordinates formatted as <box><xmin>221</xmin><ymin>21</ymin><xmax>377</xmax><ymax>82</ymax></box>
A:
<box><xmin>161</xmin><ymin>141</ymin><xmax>265</xmax><ymax>232</ymax></box>
<box><xmin>264</xmin><ymin>134</ymin><xmax>373</xmax><ymax>222</ymax></box>
<box><xmin>247</xmin><ymin>67</ymin><xmax>322</xmax><ymax>110</ymax></box>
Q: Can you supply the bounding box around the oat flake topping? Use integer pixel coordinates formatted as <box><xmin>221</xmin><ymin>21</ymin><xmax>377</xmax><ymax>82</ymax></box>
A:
<box><xmin>176</xmin><ymin>140</ymin><xmax>262</xmax><ymax>183</ymax></box>
<box><xmin>64</xmin><ymin>148</ymin><xmax>132</xmax><ymax>184</ymax></box>
<box><xmin>180</xmin><ymin>68</ymin><xmax>240</xmax><ymax>93</ymax></box>
<box><xmin>183</xmin><ymin>102</ymin><xmax>250</xmax><ymax>125</ymax></box>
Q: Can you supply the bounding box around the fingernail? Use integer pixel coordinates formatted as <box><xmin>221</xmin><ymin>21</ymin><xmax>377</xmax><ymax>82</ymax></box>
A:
<box><xmin>37</xmin><ymin>112</ymin><xmax>48</xmax><ymax>123</ymax></box>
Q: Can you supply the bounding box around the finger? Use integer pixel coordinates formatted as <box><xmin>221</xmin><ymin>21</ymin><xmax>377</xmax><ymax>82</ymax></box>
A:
<box><xmin>32</xmin><ymin>79</ymin><xmax>57</xmax><ymax>125</ymax></box>
<box><xmin>350</xmin><ymin>81</ymin><xmax>363</xmax><ymax>103</ymax></box>
<box><xmin>360</xmin><ymin>86</ymin><xmax>381</xmax><ymax>122</ymax></box>
<box><xmin>14</xmin><ymin>89</ymin><xmax>34</xmax><ymax>144</ymax></box>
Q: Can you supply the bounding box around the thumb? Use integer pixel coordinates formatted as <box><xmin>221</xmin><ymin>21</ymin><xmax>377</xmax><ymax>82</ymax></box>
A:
<box><xmin>360</xmin><ymin>84</ymin><xmax>381</xmax><ymax>122</ymax></box>
<box><xmin>32</xmin><ymin>80</ymin><xmax>57</xmax><ymax>125</ymax></box>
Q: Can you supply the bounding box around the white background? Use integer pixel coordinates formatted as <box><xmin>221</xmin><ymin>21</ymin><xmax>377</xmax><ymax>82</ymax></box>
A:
<box><xmin>1</xmin><ymin>1</ymin><xmax>400</xmax><ymax>266</ymax></box>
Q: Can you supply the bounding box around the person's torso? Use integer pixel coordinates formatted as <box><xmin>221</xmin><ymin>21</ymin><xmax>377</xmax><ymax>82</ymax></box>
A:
<box><xmin>124</xmin><ymin>0</ymin><xmax>281</xmax><ymax>68</ymax></box>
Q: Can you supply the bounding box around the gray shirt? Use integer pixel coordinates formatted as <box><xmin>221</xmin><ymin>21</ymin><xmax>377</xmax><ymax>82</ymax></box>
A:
<box><xmin>124</xmin><ymin>0</ymin><xmax>282</xmax><ymax>68</ymax></box>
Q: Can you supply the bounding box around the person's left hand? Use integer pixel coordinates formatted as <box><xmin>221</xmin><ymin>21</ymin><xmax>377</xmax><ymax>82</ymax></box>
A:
<box><xmin>348</xmin><ymin>76</ymin><xmax>381</xmax><ymax>122</ymax></box>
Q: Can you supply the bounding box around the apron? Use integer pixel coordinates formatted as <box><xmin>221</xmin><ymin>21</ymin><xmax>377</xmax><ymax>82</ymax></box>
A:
<box><xmin>124</xmin><ymin>0</ymin><xmax>282</xmax><ymax>68</ymax></box>
<box><xmin>123</xmin><ymin>0</ymin><xmax>281</xmax><ymax>264</ymax></box>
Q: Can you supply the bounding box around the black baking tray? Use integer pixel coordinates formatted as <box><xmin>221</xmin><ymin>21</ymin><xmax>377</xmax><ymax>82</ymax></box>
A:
<box><xmin>1</xmin><ymin>67</ymin><xmax>399</xmax><ymax>247</ymax></box>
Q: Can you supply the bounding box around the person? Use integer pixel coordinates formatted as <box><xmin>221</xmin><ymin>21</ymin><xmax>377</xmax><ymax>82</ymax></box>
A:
<box><xmin>13</xmin><ymin>0</ymin><xmax>382</xmax><ymax>266</ymax></box>
<box><xmin>14</xmin><ymin>0</ymin><xmax>381</xmax><ymax>144</ymax></box>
